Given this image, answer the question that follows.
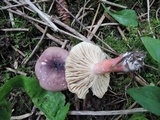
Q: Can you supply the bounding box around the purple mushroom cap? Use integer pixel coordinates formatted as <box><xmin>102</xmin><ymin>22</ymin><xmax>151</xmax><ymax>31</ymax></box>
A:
<box><xmin>35</xmin><ymin>47</ymin><xmax>69</xmax><ymax>91</ymax></box>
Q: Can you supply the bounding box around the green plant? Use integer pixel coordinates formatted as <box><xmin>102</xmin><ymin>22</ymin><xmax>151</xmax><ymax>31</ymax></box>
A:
<box><xmin>127</xmin><ymin>37</ymin><xmax>160</xmax><ymax>116</ymax></box>
<box><xmin>0</xmin><ymin>75</ymin><xmax>70</xmax><ymax>120</ymax></box>
<box><xmin>102</xmin><ymin>3</ymin><xmax>138</xmax><ymax>27</ymax></box>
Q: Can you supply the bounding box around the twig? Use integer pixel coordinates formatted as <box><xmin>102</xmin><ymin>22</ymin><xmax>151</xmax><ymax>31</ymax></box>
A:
<box><xmin>6</xmin><ymin>9</ymin><xmax>48</xmax><ymax>26</ymax></box>
<box><xmin>149</xmin><ymin>0</ymin><xmax>155</xmax><ymax>7</ymax></box>
<box><xmin>36</xmin><ymin>108</ymin><xmax>148</xmax><ymax>116</ymax></box>
<box><xmin>77</xmin><ymin>11</ymin><xmax>90</xmax><ymax>22</ymax></box>
<box><xmin>80</xmin><ymin>0</ymin><xmax>90</xmax><ymax>29</ymax></box>
<box><xmin>100</xmin><ymin>46</ymin><xmax>119</xmax><ymax>56</ymax></box>
<box><xmin>32</xmin><ymin>21</ymin><xmax>63</xmax><ymax>45</ymax></box>
<box><xmin>104</xmin><ymin>11</ymin><xmax>131</xmax><ymax>49</ymax></box>
<box><xmin>71</xmin><ymin>3</ymin><xmax>92</xmax><ymax>26</ymax></box>
<box><xmin>0</xmin><ymin>0</ymin><xmax>49</xmax><ymax>10</ymax></box>
<box><xmin>0</xmin><ymin>28</ymin><xmax>29</xmax><ymax>32</ymax></box>
<box><xmin>87</xmin><ymin>3</ymin><xmax>100</xmax><ymax>35</ymax></box>
<box><xmin>5</xmin><ymin>67</ymin><xmax>27</xmax><ymax>76</ymax></box>
<box><xmin>87</xmin><ymin>14</ymin><xmax>105</xmax><ymax>41</ymax></box>
<box><xmin>24</xmin><ymin>0</ymin><xmax>58</xmax><ymax>31</ymax></box>
<box><xmin>156</xmin><ymin>7</ymin><xmax>160</xmax><ymax>21</ymax></box>
<box><xmin>22</xmin><ymin>26</ymin><xmax>48</xmax><ymax>65</ymax></box>
<box><xmin>9</xmin><ymin>10</ymin><xmax>15</xmax><ymax>27</ymax></box>
<box><xmin>52</xmin><ymin>18</ymin><xmax>91</xmax><ymax>42</ymax></box>
<box><xmin>71</xmin><ymin>7</ymin><xmax>83</xmax><ymax>26</ymax></box>
<box><xmin>61</xmin><ymin>40</ymin><xmax>69</xmax><ymax>49</ymax></box>
<box><xmin>11</xmin><ymin>45</ymin><xmax>25</xmax><ymax>57</ymax></box>
<box><xmin>28</xmin><ymin>105</ymin><xmax>37</xmax><ymax>120</ymax></box>
<box><xmin>68</xmin><ymin>108</ymin><xmax>148</xmax><ymax>116</ymax></box>
<box><xmin>58</xmin><ymin>29</ymin><xmax>87</xmax><ymax>42</ymax></box>
<box><xmin>85</xmin><ymin>23</ymin><xmax>119</xmax><ymax>29</ymax></box>
<box><xmin>115</xmin><ymin>102</ymin><xmax>137</xmax><ymax>120</ymax></box>
<box><xmin>11</xmin><ymin>113</ymin><xmax>32</xmax><ymax>120</ymax></box>
<box><xmin>147</xmin><ymin>0</ymin><xmax>155</xmax><ymax>38</ymax></box>
<box><xmin>13</xmin><ymin>0</ymin><xmax>34</xmax><ymax>13</ymax></box>
<box><xmin>144</xmin><ymin>64</ymin><xmax>158</xmax><ymax>71</ymax></box>
<box><xmin>100</xmin><ymin>0</ymin><xmax>127</xmax><ymax>9</ymax></box>
<box><xmin>135</xmin><ymin>75</ymin><xmax>148</xmax><ymax>86</ymax></box>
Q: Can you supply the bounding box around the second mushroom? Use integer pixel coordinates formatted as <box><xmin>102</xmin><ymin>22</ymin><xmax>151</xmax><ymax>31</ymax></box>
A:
<box><xmin>65</xmin><ymin>42</ymin><xmax>146</xmax><ymax>99</ymax></box>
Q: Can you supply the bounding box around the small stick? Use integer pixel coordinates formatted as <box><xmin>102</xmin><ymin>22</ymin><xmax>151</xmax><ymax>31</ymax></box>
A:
<box><xmin>85</xmin><ymin>23</ymin><xmax>119</xmax><ymax>29</ymax></box>
<box><xmin>36</xmin><ymin>108</ymin><xmax>148</xmax><ymax>116</ymax></box>
<box><xmin>156</xmin><ymin>7</ymin><xmax>160</xmax><ymax>21</ymax></box>
<box><xmin>61</xmin><ymin>40</ymin><xmax>69</xmax><ymax>49</ymax></box>
<box><xmin>115</xmin><ymin>102</ymin><xmax>137</xmax><ymax>120</ymax></box>
<box><xmin>0</xmin><ymin>0</ymin><xmax>49</xmax><ymax>10</ymax></box>
<box><xmin>75</xmin><ymin>95</ymin><xmax>80</xmax><ymax>120</ymax></box>
<box><xmin>5</xmin><ymin>67</ymin><xmax>27</xmax><ymax>76</ymax></box>
<box><xmin>71</xmin><ymin>4</ymin><xmax>92</xmax><ymax>26</ymax></box>
<box><xmin>13</xmin><ymin>0</ymin><xmax>35</xmax><ymax>13</ymax></box>
<box><xmin>11</xmin><ymin>45</ymin><xmax>25</xmax><ymax>57</ymax></box>
<box><xmin>58</xmin><ymin>29</ymin><xmax>86</xmax><ymax>42</ymax></box>
<box><xmin>146</xmin><ymin>0</ymin><xmax>155</xmax><ymax>38</ymax></box>
<box><xmin>9</xmin><ymin>10</ymin><xmax>15</xmax><ymax>27</ymax></box>
<box><xmin>104</xmin><ymin>12</ymin><xmax>131</xmax><ymax>49</ymax></box>
<box><xmin>22</xmin><ymin>26</ymin><xmax>48</xmax><ymax>65</ymax></box>
<box><xmin>7</xmin><ymin>9</ymin><xmax>48</xmax><ymax>26</ymax></box>
<box><xmin>100</xmin><ymin>0</ymin><xmax>127</xmax><ymax>9</ymax></box>
<box><xmin>28</xmin><ymin>105</ymin><xmax>37</xmax><ymax>120</ymax></box>
<box><xmin>0</xmin><ymin>28</ymin><xmax>29</xmax><ymax>32</ymax></box>
<box><xmin>71</xmin><ymin>7</ymin><xmax>83</xmax><ymax>26</ymax></box>
<box><xmin>77</xmin><ymin>11</ymin><xmax>90</xmax><ymax>22</ymax></box>
<box><xmin>87</xmin><ymin>14</ymin><xmax>105</xmax><ymax>41</ymax></box>
<box><xmin>31</xmin><ymin>21</ymin><xmax>63</xmax><ymax>45</ymax></box>
<box><xmin>87</xmin><ymin>3</ymin><xmax>100</xmax><ymax>35</ymax></box>
<box><xmin>144</xmin><ymin>64</ymin><xmax>158</xmax><ymax>71</ymax></box>
<box><xmin>135</xmin><ymin>75</ymin><xmax>148</xmax><ymax>86</ymax></box>
<box><xmin>53</xmin><ymin>18</ymin><xmax>90</xmax><ymax>42</ymax></box>
<box><xmin>68</xmin><ymin>108</ymin><xmax>148</xmax><ymax>116</ymax></box>
<box><xmin>80</xmin><ymin>0</ymin><xmax>90</xmax><ymax>27</ymax></box>
<box><xmin>24</xmin><ymin>0</ymin><xmax>58</xmax><ymax>31</ymax></box>
<box><xmin>11</xmin><ymin>113</ymin><xmax>32</xmax><ymax>120</ymax></box>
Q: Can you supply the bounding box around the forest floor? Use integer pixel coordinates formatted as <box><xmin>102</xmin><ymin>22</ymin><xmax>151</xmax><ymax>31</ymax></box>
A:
<box><xmin>0</xmin><ymin>0</ymin><xmax>160</xmax><ymax>120</ymax></box>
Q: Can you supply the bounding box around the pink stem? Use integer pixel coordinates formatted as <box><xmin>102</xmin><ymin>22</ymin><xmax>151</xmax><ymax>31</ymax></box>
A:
<box><xmin>92</xmin><ymin>56</ymin><xmax>126</xmax><ymax>75</ymax></box>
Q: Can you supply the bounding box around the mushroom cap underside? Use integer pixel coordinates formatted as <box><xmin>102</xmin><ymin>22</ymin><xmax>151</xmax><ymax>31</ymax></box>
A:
<box><xmin>65</xmin><ymin>42</ymin><xmax>110</xmax><ymax>99</ymax></box>
<box><xmin>35</xmin><ymin>47</ymin><xmax>69</xmax><ymax>91</ymax></box>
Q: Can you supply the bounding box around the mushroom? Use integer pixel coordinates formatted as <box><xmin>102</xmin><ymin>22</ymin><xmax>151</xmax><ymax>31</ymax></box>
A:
<box><xmin>65</xmin><ymin>42</ymin><xmax>146</xmax><ymax>99</ymax></box>
<box><xmin>35</xmin><ymin>47</ymin><xmax>69</xmax><ymax>91</ymax></box>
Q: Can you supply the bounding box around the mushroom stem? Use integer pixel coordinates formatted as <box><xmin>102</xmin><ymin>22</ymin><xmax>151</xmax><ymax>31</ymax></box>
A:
<box><xmin>92</xmin><ymin>56</ymin><xmax>124</xmax><ymax>74</ymax></box>
<box><xmin>92</xmin><ymin>51</ymin><xmax>146</xmax><ymax>75</ymax></box>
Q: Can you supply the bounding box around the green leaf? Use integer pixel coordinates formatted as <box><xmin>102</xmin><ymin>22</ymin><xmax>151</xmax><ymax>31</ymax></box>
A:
<box><xmin>142</xmin><ymin>37</ymin><xmax>160</xmax><ymax>62</ymax></box>
<box><xmin>0</xmin><ymin>99</ymin><xmax>11</xmax><ymax>120</ymax></box>
<box><xmin>128</xmin><ymin>113</ymin><xmax>148</xmax><ymax>120</ymax></box>
<box><xmin>127</xmin><ymin>86</ymin><xmax>160</xmax><ymax>116</ymax></box>
<box><xmin>102</xmin><ymin>3</ymin><xmax>138</xmax><ymax>27</ymax></box>
<box><xmin>0</xmin><ymin>75</ymin><xmax>69</xmax><ymax>120</ymax></box>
